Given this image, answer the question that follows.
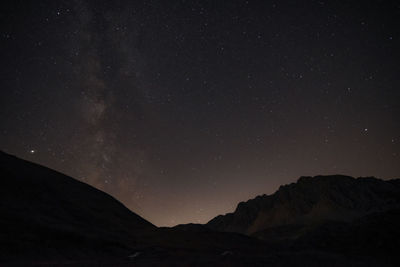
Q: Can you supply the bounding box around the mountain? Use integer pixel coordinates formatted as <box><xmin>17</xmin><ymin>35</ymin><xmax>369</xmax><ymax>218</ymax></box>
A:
<box><xmin>1</xmin><ymin>151</ymin><xmax>399</xmax><ymax>266</ymax></box>
<box><xmin>0</xmin><ymin>151</ymin><xmax>271</xmax><ymax>266</ymax></box>
<box><xmin>0</xmin><ymin>151</ymin><xmax>155</xmax><ymax>262</ymax></box>
<box><xmin>206</xmin><ymin>175</ymin><xmax>400</xmax><ymax>265</ymax></box>
<box><xmin>207</xmin><ymin>175</ymin><xmax>400</xmax><ymax>239</ymax></box>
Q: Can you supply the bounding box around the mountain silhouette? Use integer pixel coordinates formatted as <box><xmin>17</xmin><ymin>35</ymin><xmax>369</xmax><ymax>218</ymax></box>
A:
<box><xmin>0</xmin><ymin>151</ymin><xmax>155</xmax><ymax>262</ymax></box>
<box><xmin>0</xmin><ymin>151</ymin><xmax>268</xmax><ymax>265</ymax></box>
<box><xmin>207</xmin><ymin>175</ymin><xmax>400</xmax><ymax>246</ymax></box>
<box><xmin>1</xmin><ymin>151</ymin><xmax>399</xmax><ymax>266</ymax></box>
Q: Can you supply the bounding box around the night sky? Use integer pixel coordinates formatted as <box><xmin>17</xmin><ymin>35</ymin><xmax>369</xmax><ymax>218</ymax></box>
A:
<box><xmin>1</xmin><ymin>0</ymin><xmax>399</xmax><ymax>226</ymax></box>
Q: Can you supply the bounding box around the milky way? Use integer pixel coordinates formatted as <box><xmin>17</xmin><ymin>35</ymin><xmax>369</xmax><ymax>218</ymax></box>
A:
<box><xmin>1</xmin><ymin>0</ymin><xmax>399</xmax><ymax>226</ymax></box>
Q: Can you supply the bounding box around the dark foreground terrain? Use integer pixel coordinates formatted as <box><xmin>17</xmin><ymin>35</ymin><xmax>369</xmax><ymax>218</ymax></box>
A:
<box><xmin>1</xmin><ymin>151</ymin><xmax>399</xmax><ymax>266</ymax></box>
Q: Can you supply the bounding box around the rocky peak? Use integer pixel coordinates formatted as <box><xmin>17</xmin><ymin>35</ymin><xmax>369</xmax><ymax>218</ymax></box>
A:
<box><xmin>207</xmin><ymin>175</ymin><xmax>400</xmax><ymax>235</ymax></box>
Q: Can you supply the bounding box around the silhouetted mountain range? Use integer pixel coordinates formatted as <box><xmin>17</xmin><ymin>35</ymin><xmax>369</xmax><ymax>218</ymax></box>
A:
<box><xmin>0</xmin><ymin>151</ymin><xmax>268</xmax><ymax>266</ymax></box>
<box><xmin>206</xmin><ymin>175</ymin><xmax>400</xmax><ymax>265</ymax></box>
<box><xmin>1</xmin><ymin>151</ymin><xmax>399</xmax><ymax>266</ymax></box>
<box><xmin>207</xmin><ymin>175</ymin><xmax>400</xmax><ymax>237</ymax></box>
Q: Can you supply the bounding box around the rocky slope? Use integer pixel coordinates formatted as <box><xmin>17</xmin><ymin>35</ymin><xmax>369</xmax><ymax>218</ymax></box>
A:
<box><xmin>207</xmin><ymin>175</ymin><xmax>400</xmax><ymax>237</ymax></box>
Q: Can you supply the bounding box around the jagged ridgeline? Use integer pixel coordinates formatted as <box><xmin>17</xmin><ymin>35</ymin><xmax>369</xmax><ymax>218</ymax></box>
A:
<box><xmin>1</xmin><ymin>151</ymin><xmax>400</xmax><ymax>266</ymax></box>
<box><xmin>207</xmin><ymin>175</ymin><xmax>400</xmax><ymax>234</ymax></box>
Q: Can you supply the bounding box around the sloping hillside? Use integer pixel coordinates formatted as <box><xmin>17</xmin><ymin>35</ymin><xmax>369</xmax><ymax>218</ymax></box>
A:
<box><xmin>0</xmin><ymin>151</ymin><xmax>155</xmax><ymax>261</ymax></box>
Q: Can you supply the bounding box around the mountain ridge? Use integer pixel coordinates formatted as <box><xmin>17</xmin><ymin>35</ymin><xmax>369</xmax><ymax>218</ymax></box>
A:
<box><xmin>206</xmin><ymin>175</ymin><xmax>400</xmax><ymax>236</ymax></box>
<box><xmin>2</xmin><ymin>150</ymin><xmax>400</xmax><ymax>266</ymax></box>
